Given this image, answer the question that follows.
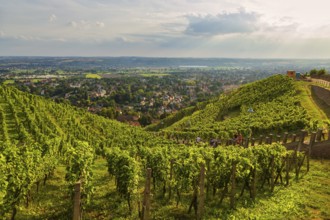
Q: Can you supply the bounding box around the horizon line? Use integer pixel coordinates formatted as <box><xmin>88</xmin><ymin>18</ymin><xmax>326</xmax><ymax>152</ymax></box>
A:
<box><xmin>1</xmin><ymin>55</ymin><xmax>330</xmax><ymax>60</ymax></box>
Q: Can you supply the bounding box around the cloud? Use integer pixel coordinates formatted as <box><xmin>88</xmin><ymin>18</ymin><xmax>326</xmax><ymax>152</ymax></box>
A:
<box><xmin>263</xmin><ymin>22</ymin><xmax>299</xmax><ymax>34</ymax></box>
<box><xmin>96</xmin><ymin>21</ymin><xmax>105</xmax><ymax>28</ymax></box>
<box><xmin>3</xmin><ymin>31</ymin><xmax>330</xmax><ymax>58</ymax></box>
<box><xmin>2</xmin><ymin>0</ymin><xmax>330</xmax><ymax>58</ymax></box>
<box><xmin>114</xmin><ymin>36</ymin><xmax>133</xmax><ymax>43</ymax></box>
<box><xmin>49</xmin><ymin>14</ymin><xmax>57</xmax><ymax>22</ymax></box>
<box><xmin>68</xmin><ymin>20</ymin><xmax>105</xmax><ymax>29</ymax></box>
<box><xmin>261</xmin><ymin>16</ymin><xmax>300</xmax><ymax>34</ymax></box>
<box><xmin>161</xmin><ymin>22</ymin><xmax>187</xmax><ymax>33</ymax></box>
<box><xmin>69</xmin><ymin>21</ymin><xmax>78</xmax><ymax>28</ymax></box>
<box><xmin>68</xmin><ymin>20</ymin><xmax>90</xmax><ymax>29</ymax></box>
<box><xmin>185</xmin><ymin>8</ymin><xmax>260</xmax><ymax>36</ymax></box>
<box><xmin>11</xmin><ymin>35</ymin><xmax>43</xmax><ymax>41</ymax></box>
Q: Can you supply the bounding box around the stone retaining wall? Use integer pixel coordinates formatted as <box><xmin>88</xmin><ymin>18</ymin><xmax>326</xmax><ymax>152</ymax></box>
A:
<box><xmin>311</xmin><ymin>85</ymin><xmax>330</xmax><ymax>106</ymax></box>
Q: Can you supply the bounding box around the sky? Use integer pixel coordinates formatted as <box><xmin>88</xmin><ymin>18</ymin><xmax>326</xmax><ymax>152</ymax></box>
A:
<box><xmin>1</xmin><ymin>0</ymin><xmax>330</xmax><ymax>58</ymax></box>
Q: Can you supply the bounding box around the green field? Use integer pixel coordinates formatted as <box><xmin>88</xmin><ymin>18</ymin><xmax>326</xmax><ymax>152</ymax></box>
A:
<box><xmin>13</xmin><ymin>158</ymin><xmax>330</xmax><ymax>219</ymax></box>
<box><xmin>139</xmin><ymin>73</ymin><xmax>170</xmax><ymax>77</ymax></box>
<box><xmin>3</xmin><ymin>80</ymin><xmax>15</xmax><ymax>85</ymax></box>
<box><xmin>85</xmin><ymin>73</ymin><xmax>102</xmax><ymax>79</ymax></box>
<box><xmin>229</xmin><ymin>159</ymin><xmax>330</xmax><ymax>220</ymax></box>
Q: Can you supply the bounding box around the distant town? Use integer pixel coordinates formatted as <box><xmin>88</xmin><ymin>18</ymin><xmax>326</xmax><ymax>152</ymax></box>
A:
<box><xmin>1</xmin><ymin>57</ymin><xmax>330</xmax><ymax>126</ymax></box>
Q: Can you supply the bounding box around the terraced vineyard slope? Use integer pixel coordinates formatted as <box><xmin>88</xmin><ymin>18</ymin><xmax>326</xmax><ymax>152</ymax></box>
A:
<box><xmin>148</xmin><ymin>75</ymin><xmax>311</xmax><ymax>141</ymax></box>
<box><xmin>0</xmin><ymin>75</ymin><xmax>329</xmax><ymax>219</ymax></box>
<box><xmin>0</xmin><ymin>86</ymin><xmax>171</xmax><ymax>219</ymax></box>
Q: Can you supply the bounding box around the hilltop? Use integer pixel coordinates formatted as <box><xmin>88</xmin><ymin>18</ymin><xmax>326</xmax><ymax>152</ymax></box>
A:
<box><xmin>147</xmin><ymin>75</ymin><xmax>318</xmax><ymax>140</ymax></box>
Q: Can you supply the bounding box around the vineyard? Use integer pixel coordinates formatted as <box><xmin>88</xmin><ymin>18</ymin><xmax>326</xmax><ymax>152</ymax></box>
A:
<box><xmin>147</xmin><ymin>75</ymin><xmax>312</xmax><ymax>141</ymax></box>
<box><xmin>0</xmin><ymin>75</ymin><xmax>329</xmax><ymax>219</ymax></box>
<box><xmin>0</xmin><ymin>85</ymin><xmax>172</xmax><ymax>219</ymax></box>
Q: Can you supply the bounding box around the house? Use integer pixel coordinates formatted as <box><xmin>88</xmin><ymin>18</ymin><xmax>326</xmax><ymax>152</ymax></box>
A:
<box><xmin>287</xmin><ymin>70</ymin><xmax>296</xmax><ymax>79</ymax></box>
<box><xmin>70</xmin><ymin>83</ymin><xmax>81</xmax><ymax>88</ymax></box>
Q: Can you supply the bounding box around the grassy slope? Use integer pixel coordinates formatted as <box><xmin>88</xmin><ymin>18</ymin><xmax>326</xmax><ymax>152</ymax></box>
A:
<box><xmin>162</xmin><ymin>75</ymin><xmax>308</xmax><ymax>135</ymax></box>
<box><xmin>226</xmin><ymin>159</ymin><xmax>330</xmax><ymax>220</ymax></box>
<box><xmin>7</xmin><ymin>78</ymin><xmax>330</xmax><ymax>219</ymax></box>
<box><xmin>310</xmin><ymin>84</ymin><xmax>330</xmax><ymax>119</ymax></box>
<box><xmin>295</xmin><ymin>81</ymin><xmax>329</xmax><ymax>121</ymax></box>
<box><xmin>14</xmin><ymin>158</ymin><xmax>330</xmax><ymax>220</ymax></box>
<box><xmin>14</xmin><ymin>165</ymin><xmax>70</xmax><ymax>220</ymax></box>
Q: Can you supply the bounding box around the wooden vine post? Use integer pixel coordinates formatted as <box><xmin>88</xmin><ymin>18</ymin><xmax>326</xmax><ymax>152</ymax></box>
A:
<box><xmin>168</xmin><ymin>159</ymin><xmax>174</xmax><ymax>200</ymax></box>
<box><xmin>307</xmin><ymin>132</ymin><xmax>316</xmax><ymax>172</ymax></box>
<box><xmin>259</xmin><ymin>135</ymin><xmax>263</xmax><ymax>145</ymax></box>
<box><xmin>276</xmin><ymin>135</ymin><xmax>281</xmax><ymax>143</ymax></box>
<box><xmin>285</xmin><ymin>155</ymin><xmax>290</xmax><ymax>186</ymax></box>
<box><xmin>142</xmin><ymin>168</ymin><xmax>152</xmax><ymax>220</ymax></box>
<box><xmin>269</xmin><ymin>134</ymin><xmax>273</xmax><ymax>144</ymax></box>
<box><xmin>315</xmin><ymin>128</ymin><xmax>323</xmax><ymax>142</ymax></box>
<box><xmin>297</xmin><ymin>130</ymin><xmax>306</xmax><ymax>151</ymax></box>
<box><xmin>282</xmin><ymin>132</ymin><xmax>288</xmax><ymax>144</ymax></box>
<box><xmin>250</xmin><ymin>166</ymin><xmax>257</xmax><ymax>201</ymax></box>
<box><xmin>73</xmin><ymin>181</ymin><xmax>81</xmax><ymax>220</ymax></box>
<box><xmin>265</xmin><ymin>137</ymin><xmax>270</xmax><ymax>144</ymax></box>
<box><xmin>230</xmin><ymin>161</ymin><xmax>237</xmax><ymax>209</ymax></box>
<box><xmin>270</xmin><ymin>156</ymin><xmax>275</xmax><ymax>192</ymax></box>
<box><xmin>251</xmin><ymin>138</ymin><xmax>255</xmax><ymax>147</ymax></box>
<box><xmin>294</xmin><ymin>146</ymin><xmax>299</xmax><ymax>180</ymax></box>
<box><xmin>244</xmin><ymin>138</ymin><xmax>249</xmax><ymax>148</ymax></box>
<box><xmin>197</xmin><ymin>164</ymin><xmax>205</xmax><ymax>220</ymax></box>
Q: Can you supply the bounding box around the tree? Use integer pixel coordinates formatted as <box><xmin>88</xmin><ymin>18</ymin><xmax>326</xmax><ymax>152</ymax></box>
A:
<box><xmin>99</xmin><ymin>107</ymin><xmax>116</xmax><ymax>119</ymax></box>
<box><xmin>318</xmin><ymin>68</ymin><xmax>326</xmax><ymax>76</ymax></box>
<box><xmin>310</xmin><ymin>69</ymin><xmax>318</xmax><ymax>76</ymax></box>
<box><xmin>139</xmin><ymin>114</ymin><xmax>152</xmax><ymax>127</ymax></box>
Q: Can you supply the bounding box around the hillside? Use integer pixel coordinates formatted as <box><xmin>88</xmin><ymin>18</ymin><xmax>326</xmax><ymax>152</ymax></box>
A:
<box><xmin>0</xmin><ymin>85</ymin><xmax>170</xmax><ymax>149</ymax></box>
<box><xmin>148</xmin><ymin>75</ymin><xmax>311</xmax><ymax>141</ymax></box>
<box><xmin>0</xmin><ymin>85</ymin><xmax>174</xmax><ymax>219</ymax></box>
<box><xmin>0</xmin><ymin>76</ymin><xmax>329</xmax><ymax>220</ymax></box>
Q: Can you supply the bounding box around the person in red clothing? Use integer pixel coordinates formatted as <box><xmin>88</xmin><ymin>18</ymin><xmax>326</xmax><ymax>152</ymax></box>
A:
<box><xmin>237</xmin><ymin>132</ymin><xmax>243</xmax><ymax>145</ymax></box>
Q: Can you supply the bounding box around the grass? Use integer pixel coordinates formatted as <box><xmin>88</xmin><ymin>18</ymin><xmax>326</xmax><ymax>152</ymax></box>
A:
<box><xmin>140</xmin><ymin>73</ymin><xmax>170</xmax><ymax>77</ymax></box>
<box><xmin>14</xmin><ymin>165</ymin><xmax>71</xmax><ymax>220</ymax></box>
<box><xmin>224</xmin><ymin>108</ymin><xmax>241</xmax><ymax>120</ymax></box>
<box><xmin>85</xmin><ymin>73</ymin><xmax>102</xmax><ymax>79</ymax></box>
<box><xmin>310</xmin><ymin>87</ymin><xmax>330</xmax><ymax>119</ymax></box>
<box><xmin>295</xmin><ymin>81</ymin><xmax>328</xmax><ymax>121</ymax></box>
<box><xmin>31</xmin><ymin>79</ymin><xmax>41</xmax><ymax>83</ymax></box>
<box><xmin>13</xmin><ymin>158</ymin><xmax>329</xmax><ymax>220</ymax></box>
<box><xmin>223</xmin><ymin>159</ymin><xmax>330</xmax><ymax>220</ymax></box>
<box><xmin>3</xmin><ymin>80</ymin><xmax>15</xmax><ymax>85</ymax></box>
<box><xmin>84</xmin><ymin>158</ymin><xmax>121</xmax><ymax>219</ymax></box>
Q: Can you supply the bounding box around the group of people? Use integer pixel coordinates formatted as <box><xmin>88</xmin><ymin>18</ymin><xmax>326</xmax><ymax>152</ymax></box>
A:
<box><xmin>196</xmin><ymin>131</ymin><xmax>243</xmax><ymax>147</ymax></box>
<box><xmin>196</xmin><ymin>136</ymin><xmax>220</xmax><ymax>147</ymax></box>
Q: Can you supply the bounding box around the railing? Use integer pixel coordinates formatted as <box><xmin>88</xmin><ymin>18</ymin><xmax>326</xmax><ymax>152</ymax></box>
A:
<box><xmin>310</xmin><ymin>78</ymin><xmax>330</xmax><ymax>87</ymax></box>
<box><xmin>165</xmin><ymin>129</ymin><xmax>330</xmax><ymax>159</ymax></box>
